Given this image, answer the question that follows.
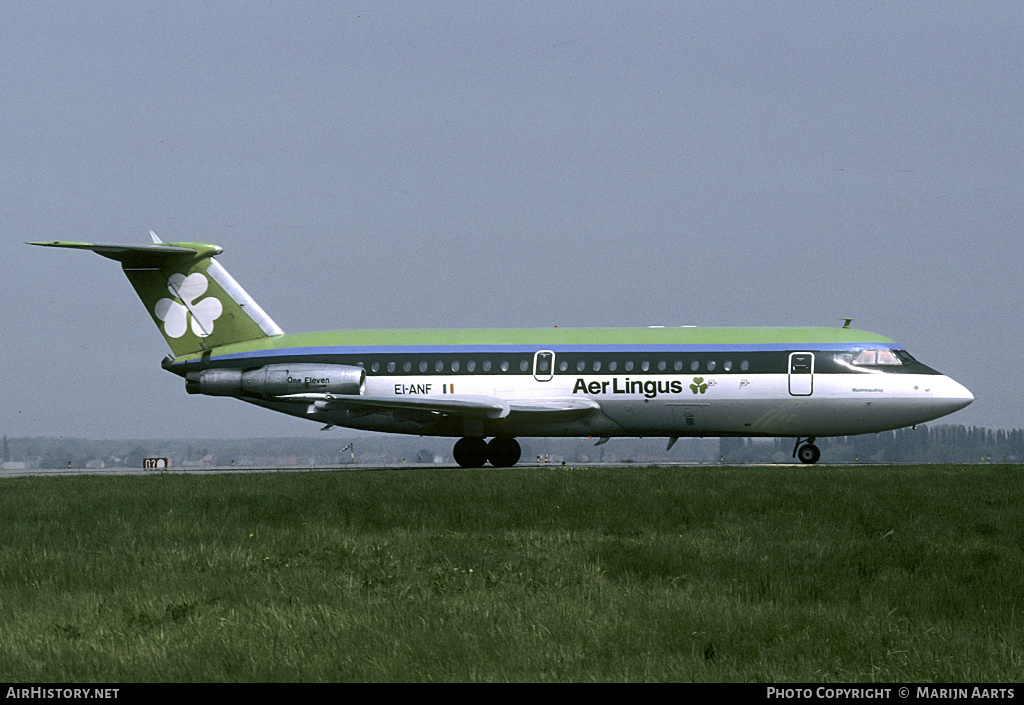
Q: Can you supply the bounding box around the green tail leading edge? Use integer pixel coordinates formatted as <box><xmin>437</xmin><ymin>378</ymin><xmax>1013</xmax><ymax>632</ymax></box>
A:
<box><xmin>32</xmin><ymin>233</ymin><xmax>974</xmax><ymax>467</ymax></box>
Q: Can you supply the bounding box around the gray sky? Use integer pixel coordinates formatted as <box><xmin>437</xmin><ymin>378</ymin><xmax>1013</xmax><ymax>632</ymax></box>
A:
<box><xmin>2</xmin><ymin>1</ymin><xmax>1021</xmax><ymax>439</ymax></box>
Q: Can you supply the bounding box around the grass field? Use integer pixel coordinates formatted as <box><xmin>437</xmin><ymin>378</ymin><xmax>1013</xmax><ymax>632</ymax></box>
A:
<box><xmin>0</xmin><ymin>464</ymin><xmax>1021</xmax><ymax>682</ymax></box>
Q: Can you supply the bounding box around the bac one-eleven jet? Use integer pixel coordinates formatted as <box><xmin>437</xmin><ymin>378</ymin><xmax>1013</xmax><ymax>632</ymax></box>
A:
<box><xmin>32</xmin><ymin>234</ymin><xmax>973</xmax><ymax>466</ymax></box>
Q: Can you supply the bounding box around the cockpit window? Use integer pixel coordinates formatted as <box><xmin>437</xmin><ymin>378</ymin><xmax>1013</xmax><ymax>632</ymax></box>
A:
<box><xmin>876</xmin><ymin>350</ymin><xmax>900</xmax><ymax>365</ymax></box>
<box><xmin>851</xmin><ymin>350</ymin><xmax>877</xmax><ymax>365</ymax></box>
<box><xmin>842</xmin><ymin>349</ymin><xmax>912</xmax><ymax>366</ymax></box>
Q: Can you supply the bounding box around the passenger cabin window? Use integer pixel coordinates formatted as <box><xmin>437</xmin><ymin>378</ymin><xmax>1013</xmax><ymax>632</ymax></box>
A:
<box><xmin>333</xmin><ymin>354</ymin><xmax>772</xmax><ymax>376</ymax></box>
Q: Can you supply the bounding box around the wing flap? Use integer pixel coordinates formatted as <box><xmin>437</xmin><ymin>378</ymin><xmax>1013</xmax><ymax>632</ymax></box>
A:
<box><xmin>508</xmin><ymin>397</ymin><xmax>601</xmax><ymax>414</ymax></box>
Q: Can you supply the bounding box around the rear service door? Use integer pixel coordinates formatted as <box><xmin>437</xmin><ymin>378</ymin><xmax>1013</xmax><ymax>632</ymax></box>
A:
<box><xmin>788</xmin><ymin>352</ymin><xmax>814</xmax><ymax>396</ymax></box>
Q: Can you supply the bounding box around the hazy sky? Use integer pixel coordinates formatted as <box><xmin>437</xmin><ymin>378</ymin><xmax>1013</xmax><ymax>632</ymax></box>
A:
<box><xmin>2</xmin><ymin>1</ymin><xmax>1021</xmax><ymax>439</ymax></box>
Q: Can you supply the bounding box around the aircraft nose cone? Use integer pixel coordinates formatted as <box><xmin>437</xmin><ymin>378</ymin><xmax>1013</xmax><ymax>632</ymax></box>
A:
<box><xmin>935</xmin><ymin>376</ymin><xmax>974</xmax><ymax>414</ymax></box>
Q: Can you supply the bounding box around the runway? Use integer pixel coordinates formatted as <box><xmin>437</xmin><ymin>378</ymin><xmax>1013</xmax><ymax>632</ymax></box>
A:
<box><xmin>0</xmin><ymin>463</ymin><xmax>432</xmax><ymax>478</ymax></box>
<box><xmin>1</xmin><ymin>461</ymin><xmax>843</xmax><ymax>478</ymax></box>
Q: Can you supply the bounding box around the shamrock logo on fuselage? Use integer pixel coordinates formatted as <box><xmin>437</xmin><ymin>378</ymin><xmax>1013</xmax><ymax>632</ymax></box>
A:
<box><xmin>690</xmin><ymin>377</ymin><xmax>708</xmax><ymax>394</ymax></box>
<box><xmin>153</xmin><ymin>272</ymin><xmax>223</xmax><ymax>339</ymax></box>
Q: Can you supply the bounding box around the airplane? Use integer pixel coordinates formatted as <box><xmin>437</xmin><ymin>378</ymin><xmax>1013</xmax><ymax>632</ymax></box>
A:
<box><xmin>31</xmin><ymin>233</ymin><xmax>974</xmax><ymax>467</ymax></box>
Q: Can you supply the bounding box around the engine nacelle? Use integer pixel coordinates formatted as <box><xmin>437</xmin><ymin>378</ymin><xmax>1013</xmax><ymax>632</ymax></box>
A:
<box><xmin>186</xmin><ymin>364</ymin><xmax>366</xmax><ymax>399</ymax></box>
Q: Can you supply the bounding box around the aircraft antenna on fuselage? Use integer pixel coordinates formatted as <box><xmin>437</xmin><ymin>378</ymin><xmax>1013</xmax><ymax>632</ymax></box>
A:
<box><xmin>838</xmin><ymin>318</ymin><xmax>853</xmax><ymax>329</ymax></box>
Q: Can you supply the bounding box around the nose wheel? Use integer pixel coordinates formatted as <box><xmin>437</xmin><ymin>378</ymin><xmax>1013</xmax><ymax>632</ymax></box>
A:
<box><xmin>793</xmin><ymin>437</ymin><xmax>821</xmax><ymax>464</ymax></box>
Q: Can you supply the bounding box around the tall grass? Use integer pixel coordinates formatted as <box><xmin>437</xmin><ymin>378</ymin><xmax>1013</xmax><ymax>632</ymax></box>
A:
<box><xmin>0</xmin><ymin>465</ymin><xmax>1021</xmax><ymax>681</ymax></box>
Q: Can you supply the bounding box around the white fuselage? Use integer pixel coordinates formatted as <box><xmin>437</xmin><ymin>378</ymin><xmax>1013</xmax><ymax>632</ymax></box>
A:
<box><xmin>298</xmin><ymin>362</ymin><xmax>973</xmax><ymax>439</ymax></box>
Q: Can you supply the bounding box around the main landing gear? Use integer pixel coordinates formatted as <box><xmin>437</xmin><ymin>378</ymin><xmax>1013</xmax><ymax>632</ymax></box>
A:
<box><xmin>793</xmin><ymin>437</ymin><xmax>821</xmax><ymax>465</ymax></box>
<box><xmin>453</xmin><ymin>436</ymin><xmax>522</xmax><ymax>468</ymax></box>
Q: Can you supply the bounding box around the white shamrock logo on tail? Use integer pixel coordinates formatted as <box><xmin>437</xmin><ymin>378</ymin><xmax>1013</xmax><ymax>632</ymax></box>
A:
<box><xmin>154</xmin><ymin>273</ymin><xmax>223</xmax><ymax>338</ymax></box>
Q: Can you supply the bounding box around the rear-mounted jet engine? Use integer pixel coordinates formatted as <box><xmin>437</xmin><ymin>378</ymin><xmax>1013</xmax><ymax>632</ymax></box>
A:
<box><xmin>185</xmin><ymin>364</ymin><xmax>366</xmax><ymax>399</ymax></box>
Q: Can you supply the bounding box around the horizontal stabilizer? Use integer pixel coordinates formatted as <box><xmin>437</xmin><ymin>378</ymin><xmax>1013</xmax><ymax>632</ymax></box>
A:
<box><xmin>28</xmin><ymin>240</ymin><xmax>219</xmax><ymax>266</ymax></box>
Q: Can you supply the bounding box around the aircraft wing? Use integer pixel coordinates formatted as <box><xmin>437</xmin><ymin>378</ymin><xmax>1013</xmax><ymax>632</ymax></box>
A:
<box><xmin>276</xmin><ymin>393</ymin><xmax>600</xmax><ymax>419</ymax></box>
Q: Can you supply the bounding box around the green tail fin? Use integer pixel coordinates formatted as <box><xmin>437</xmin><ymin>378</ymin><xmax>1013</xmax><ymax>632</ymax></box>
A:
<box><xmin>30</xmin><ymin>234</ymin><xmax>283</xmax><ymax>356</ymax></box>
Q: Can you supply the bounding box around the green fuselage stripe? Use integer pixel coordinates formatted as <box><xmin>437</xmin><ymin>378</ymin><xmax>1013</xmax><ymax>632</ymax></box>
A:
<box><xmin>172</xmin><ymin>326</ymin><xmax>896</xmax><ymax>363</ymax></box>
<box><xmin>164</xmin><ymin>326</ymin><xmax>931</xmax><ymax>378</ymax></box>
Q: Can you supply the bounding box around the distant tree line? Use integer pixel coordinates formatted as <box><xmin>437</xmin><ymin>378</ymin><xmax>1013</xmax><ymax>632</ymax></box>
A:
<box><xmin>4</xmin><ymin>424</ymin><xmax>1024</xmax><ymax>469</ymax></box>
<box><xmin>720</xmin><ymin>424</ymin><xmax>1024</xmax><ymax>464</ymax></box>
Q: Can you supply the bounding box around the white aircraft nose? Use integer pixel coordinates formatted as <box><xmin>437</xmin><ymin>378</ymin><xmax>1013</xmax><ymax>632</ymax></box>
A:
<box><xmin>933</xmin><ymin>376</ymin><xmax>974</xmax><ymax>414</ymax></box>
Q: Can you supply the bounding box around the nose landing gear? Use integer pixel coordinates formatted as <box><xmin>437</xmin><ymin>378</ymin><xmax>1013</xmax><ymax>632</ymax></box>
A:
<box><xmin>793</xmin><ymin>437</ymin><xmax>821</xmax><ymax>464</ymax></box>
<box><xmin>453</xmin><ymin>436</ymin><xmax>522</xmax><ymax>468</ymax></box>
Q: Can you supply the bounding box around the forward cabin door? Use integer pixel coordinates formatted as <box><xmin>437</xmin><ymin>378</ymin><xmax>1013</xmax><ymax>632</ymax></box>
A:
<box><xmin>788</xmin><ymin>352</ymin><xmax>814</xmax><ymax>396</ymax></box>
